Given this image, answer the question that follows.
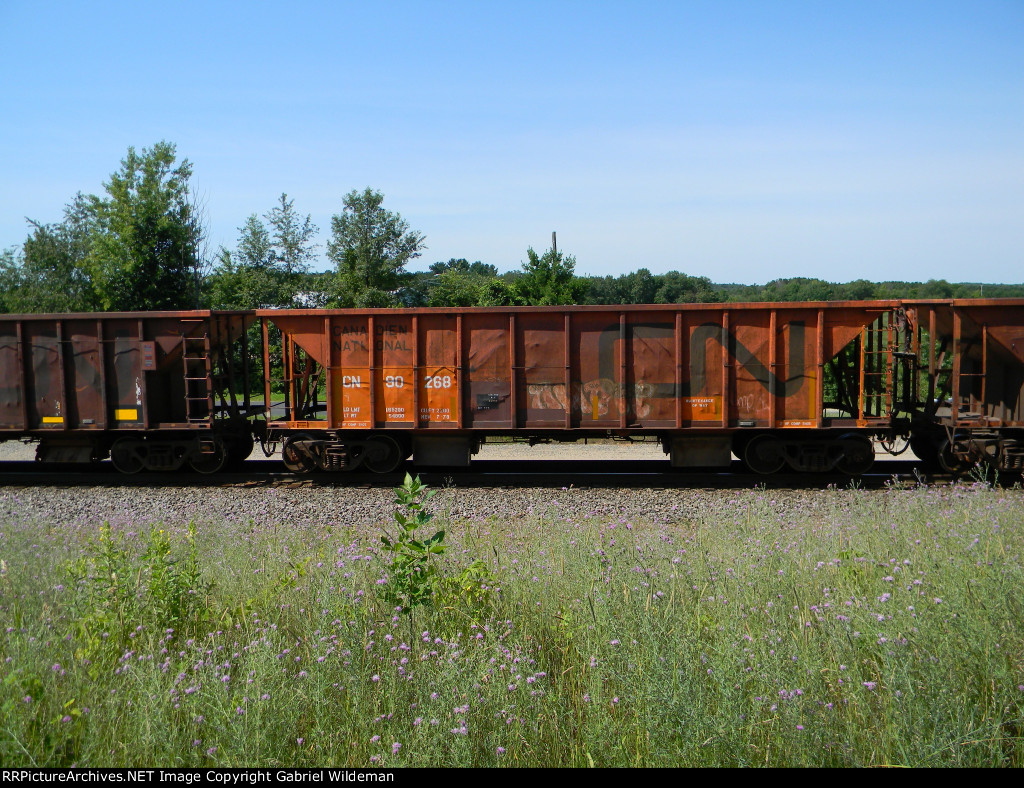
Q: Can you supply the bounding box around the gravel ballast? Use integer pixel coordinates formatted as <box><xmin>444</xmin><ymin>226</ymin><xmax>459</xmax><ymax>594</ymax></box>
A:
<box><xmin>0</xmin><ymin>437</ymin><xmax>898</xmax><ymax>529</ymax></box>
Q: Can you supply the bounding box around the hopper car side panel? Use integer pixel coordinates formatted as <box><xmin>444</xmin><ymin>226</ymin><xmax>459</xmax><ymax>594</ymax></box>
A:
<box><xmin>262</xmin><ymin>303</ymin><xmax>898</xmax><ymax>434</ymax></box>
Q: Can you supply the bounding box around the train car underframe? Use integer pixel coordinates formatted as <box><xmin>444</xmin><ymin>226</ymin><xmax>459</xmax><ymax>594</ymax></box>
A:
<box><xmin>265</xmin><ymin>426</ymin><xmax>889</xmax><ymax>476</ymax></box>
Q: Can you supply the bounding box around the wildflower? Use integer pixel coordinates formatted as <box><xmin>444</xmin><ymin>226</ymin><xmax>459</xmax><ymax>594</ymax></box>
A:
<box><xmin>297</xmin><ymin>738</ymin><xmax>304</xmax><ymax>746</ymax></box>
<box><xmin>61</xmin><ymin>715</ymin><xmax>72</xmax><ymax>723</ymax></box>
<box><xmin>370</xmin><ymin>735</ymin><xmax>380</xmax><ymax>743</ymax></box>
<box><xmin>392</xmin><ymin>742</ymin><xmax>401</xmax><ymax>755</ymax></box>
<box><xmin>497</xmin><ymin>747</ymin><xmax>506</xmax><ymax>755</ymax></box>
<box><xmin>862</xmin><ymin>681</ymin><xmax>877</xmax><ymax>691</ymax></box>
<box><xmin>796</xmin><ymin>725</ymin><xmax>804</xmax><ymax>731</ymax></box>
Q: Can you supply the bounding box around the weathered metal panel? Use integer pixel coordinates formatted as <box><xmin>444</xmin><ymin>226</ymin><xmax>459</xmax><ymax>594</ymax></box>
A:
<box><xmin>104</xmin><ymin>320</ymin><xmax>144</xmax><ymax>427</ymax></box>
<box><xmin>571</xmin><ymin>311</ymin><xmax>622</xmax><ymax>428</ymax></box>
<box><xmin>417</xmin><ymin>314</ymin><xmax>459</xmax><ymax>426</ymax></box>
<box><xmin>626</xmin><ymin>311</ymin><xmax>676</xmax><ymax>427</ymax></box>
<box><xmin>727</xmin><ymin>311</ymin><xmax>772</xmax><ymax>426</ymax></box>
<box><xmin>517</xmin><ymin>311</ymin><xmax>565</xmax><ymax>427</ymax></box>
<box><xmin>329</xmin><ymin>314</ymin><xmax>371</xmax><ymax>429</ymax></box>
<box><xmin>681</xmin><ymin>310</ymin><xmax>726</xmax><ymax>423</ymax></box>
<box><xmin>373</xmin><ymin>314</ymin><xmax>414</xmax><ymax>426</ymax></box>
<box><xmin>24</xmin><ymin>323</ymin><xmax>63</xmax><ymax>429</ymax></box>
<box><xmin>775</xmin><ymin>309</ymin><xmax>818</xmax><ymax>427</ymax></box>
<box><xmin>0</xmin><ymin>323</ymin><xmax>25</xmax><ymax>429</ymax></box>
<box><xmin>466</xmin><ymin>313</ymin><xmax>511</xmax><ymax>427</ymax></box>
<box><xmin>65</xmin><ymin>320</ymin><xmax>103</xmax><ymax>429</ymax></box>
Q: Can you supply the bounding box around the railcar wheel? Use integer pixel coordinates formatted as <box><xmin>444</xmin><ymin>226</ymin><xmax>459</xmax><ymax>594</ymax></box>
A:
<box><xmin>282</xmin><ymin>434</ymin><xmax>316</xmax><ymax>473</ymax></box>
<box><xmin>225</xmin><ymin>433</ymin><xmax>255</xmax><ymax>470</ymax></box>
<box><xmin>836</xmin><ymin>434</ymin><xmax>875</xmax><ymax>475</ymax></box>
<box><xmin>909</xmin><ymin>432</ymin><xmax>940</xmax><ymax>469</ymax></box>
<box><xmin>363</xmin><ymin>435</ymin><xmax>405</xmax><ymax>474</ymax></box>
<box><xmin>189</xmin><ymin>438</ymin><xmax>227</xmax><ymax>474</ymax></box>
<box><xmin>110</xmin><ymin>439</ymin><xmax>145</xmax><ymax>475</ymax></box>
<box><xmin>743</xmin><ymin>435</ymin><xmax>786</xmax><ymax>475</ymax></box>
<box><xmin>937</xmin><ymin>437</ymin><xmax>971</xmax><ymax>474</ymax></box>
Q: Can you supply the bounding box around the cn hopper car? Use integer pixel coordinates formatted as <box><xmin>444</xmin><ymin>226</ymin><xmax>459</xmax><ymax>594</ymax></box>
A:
<box><xmin>1</xmin><ymin>300</ymin><xmax>1023</xmax><ymax>476</ymax></box>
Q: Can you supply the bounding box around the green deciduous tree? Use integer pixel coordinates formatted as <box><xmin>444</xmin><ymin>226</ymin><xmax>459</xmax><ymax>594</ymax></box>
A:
<box><xmin>84</xmin><ymin>141</ymin><xmax>204</xmax><ymax>311</ymax></box>
<box><xmin>327</xmin><ymin>188</ymin><xmax>426</xmax><ymax>307</ymax></box>
<box><xmin>207</xmin><ymin>195</ymin><xmax>319</xmax><ymax>309</ymax></box>
<box><xmin>422</xmin><ymin>258</ymin><xmax>501</xmax><ymax>307</ymax></box>
<box><xmin>0</xmin><ymin>195</ymin><xmax>99</xmax><ymax>313</ymax></box>
<box><xmin>266</xmin><ymin>193</ymin><xmax>319</xmax><ymax>278</ymax></box>
<box><xmin>515</xmin><ymin>246</ymin><xmax>586</xmax><ymax>306</ymax></box>
<box><xmin>654</xmin><ymin>271</ymin><xmax>722</xmax><ymax>303</ymax></box>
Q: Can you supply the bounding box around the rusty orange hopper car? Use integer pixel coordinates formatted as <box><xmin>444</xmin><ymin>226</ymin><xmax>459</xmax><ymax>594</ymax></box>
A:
<box><xmin>257</xmin><ymin>300</ymin><xmax>1024</xmax><ymax>475</ymax></box>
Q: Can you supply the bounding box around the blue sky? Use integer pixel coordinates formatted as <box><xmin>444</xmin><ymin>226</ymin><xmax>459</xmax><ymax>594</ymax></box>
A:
<box><xmin>1</xmin><ymin>0</ymin><xmax>1021</xmax><ymax>283</ymax></box>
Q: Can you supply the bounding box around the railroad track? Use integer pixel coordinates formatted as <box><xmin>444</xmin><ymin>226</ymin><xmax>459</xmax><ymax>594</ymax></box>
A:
<box><xmin>0</xmin><ymin>459</ymin><xmax>959</xmax><ymax>490</ymax></box>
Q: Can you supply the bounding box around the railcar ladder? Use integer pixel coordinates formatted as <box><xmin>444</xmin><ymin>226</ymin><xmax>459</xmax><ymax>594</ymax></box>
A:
<box><xmin>859</xmin><ymin>316</ymin><xmax>893</xmax><ymax>419</ymax></box>
<box><xmin>183</xmin><ymin>335</ymin><xmax>214</xmax><ymax>423</ymax></box>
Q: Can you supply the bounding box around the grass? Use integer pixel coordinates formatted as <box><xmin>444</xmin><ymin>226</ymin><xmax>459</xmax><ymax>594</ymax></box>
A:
<box><xmin>1</xmin><ymin>479</ymin><xmax>1022</xmax><ymax>767</ymax></box>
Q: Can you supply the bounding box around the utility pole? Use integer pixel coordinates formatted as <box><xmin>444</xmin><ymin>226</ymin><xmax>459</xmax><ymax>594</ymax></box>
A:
<box><xmin>552</xmin><ymin>231</ymin><xmax>557</xmax><ymax>255</ymax></box>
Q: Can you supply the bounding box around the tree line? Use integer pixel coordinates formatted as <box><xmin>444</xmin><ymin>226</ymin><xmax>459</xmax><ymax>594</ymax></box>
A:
<box><xmin>2</xmin><ymin>142</ymin><xmax>1020</xmax><ymax>314</ymax></box>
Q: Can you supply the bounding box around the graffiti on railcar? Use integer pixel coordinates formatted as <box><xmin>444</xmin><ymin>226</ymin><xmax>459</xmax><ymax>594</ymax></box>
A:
<box><xmin>569</xmin><ymin>321</ymin><xmax>808</xmax><ymax>421</ymax></box>
<box><xmin>527</xmin><ymin>382</ymin><xmax>568</xmax><ymax>411</ymax></box>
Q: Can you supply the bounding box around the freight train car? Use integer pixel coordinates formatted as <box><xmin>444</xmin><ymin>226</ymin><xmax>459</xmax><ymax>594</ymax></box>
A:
<box><xmin>0</xmin><ymin>311</ymin><xmax>257</xmax><ymax>473</ymax></box>
<box><xmin>257</xmin><ymin>300</ymin><xmax>1024</xmax><ymax>475</ymax></box>
<box><xmin>2</xmin><ymin>300</ymin><xmax>1021</xmax><ymax>476</ymax></box>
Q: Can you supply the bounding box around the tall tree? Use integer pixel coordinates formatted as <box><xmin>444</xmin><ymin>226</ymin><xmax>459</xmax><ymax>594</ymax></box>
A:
<box><xmin>0</xmin><ymin>194</ymin><xmax>99</xmax><ymax>313</ymax></box>
<box><xmin>516</xmin><ymin>246</ymin><xmax>586</xmax><ymax>306</ymax></box>
<box><xmin>327</xmin><ymin>188</ymin><xmax>425</xmax><ymax>307</ymax></box>
<box><xmin>266</xmin><ymin>193</ymin><xmax>319</xmax><ymax>278</ymax></box>
<box><xmin>85</xmin><ymin>141</ymin><xmax>202</xmax><ymax>310</ymax></box>
<box><xmin>207</xmin><ymin>195</ymin><xmax>319</xmax><ymax>309</ymax></box>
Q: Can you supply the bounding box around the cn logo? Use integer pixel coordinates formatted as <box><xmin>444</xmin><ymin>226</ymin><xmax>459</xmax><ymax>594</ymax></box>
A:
<box><xmin>341</xmin><ymin>375</ymin><xmax>362</xmax><ymax>388</ymax></box>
